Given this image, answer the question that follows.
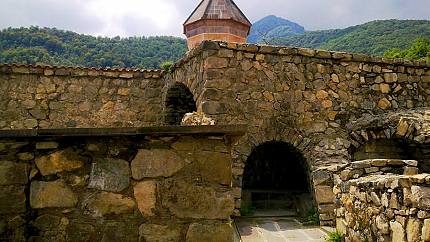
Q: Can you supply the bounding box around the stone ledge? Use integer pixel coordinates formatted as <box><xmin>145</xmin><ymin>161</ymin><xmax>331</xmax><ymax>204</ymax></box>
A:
<box><xmin>194</xmin><ymin>40</ymin><xmax>430</xmax><ymax>68</ymax></box>
<box><xmin>0</xmin><ymin>125</ymin><xmax>247</xmax><ymax>138</ymax></box>
<box><xmin>0</xmin><ymin>63</ymin><xmax>163</xmax><ymax>79</ymax></box>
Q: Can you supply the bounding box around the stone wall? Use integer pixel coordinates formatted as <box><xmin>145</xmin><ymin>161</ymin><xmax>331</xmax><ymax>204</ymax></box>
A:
<box><xmin>2</xmin><ymin>41</ymin><xmax>430</xmax><ymax>226</ymax></box>
<box><xmin>0</xmin><ymin>64</ymin><xmax>164</xmax><ymax>129</ymax></box>
<box><xmin>165</xmin><ymin>41</ymin><xmax>430</xmax><ymax>223</ymax></box>
<box><xmin>334</xmin><ymin>171</ymin><xmax>430</xmax><ymax>241</ymax></box>
<box><xmin>0</xmin><ymin>126</ymin><xmax>244</xmax><ymax>242</ymax></box>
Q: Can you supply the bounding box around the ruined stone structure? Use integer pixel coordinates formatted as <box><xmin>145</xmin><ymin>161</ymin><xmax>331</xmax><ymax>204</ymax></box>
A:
<box><xmin>2</xmin><ymin>1</ymin><xmax>430</xmax><ymax>240</ymax></box>
<box><xmin>1</xmin><ymin>40</ymin><xmax>430</xmax><ymax>241</ymax></box>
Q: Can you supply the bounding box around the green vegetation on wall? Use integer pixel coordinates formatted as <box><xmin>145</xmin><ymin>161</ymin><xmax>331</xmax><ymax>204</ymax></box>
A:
<box><xmin>0</xmin><ymin>26</ymin><xmax>187</xmax><ymax>69</ymax></box>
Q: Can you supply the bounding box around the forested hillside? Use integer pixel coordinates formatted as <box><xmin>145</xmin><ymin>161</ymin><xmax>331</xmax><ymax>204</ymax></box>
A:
<box><xmin>0</xmin><ymin>27</ymin><xmax>187</xmax><ymax>69</ymax></box>
<box><xmin>384</xmin><ymin>37</ymin><xmax>430</xmax><ymax>61</ymax></box>
<box><xmin>253</xmin><ymin>19</ymin><xmax>430</xmax><ymax>56</ymax></box>
<box><xmin>1</xmin><ymin>18</ymin><xmax>430</xmax><ymax>68</ymax></box>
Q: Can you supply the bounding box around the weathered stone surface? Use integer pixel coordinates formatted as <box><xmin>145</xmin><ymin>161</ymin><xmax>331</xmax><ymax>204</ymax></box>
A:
<box><xmin>139</xmin><ymin>224</ymin><xmax>182</xmax><ymax>242</ymax></box>
<box><xmin>131</xmin><ymin>149</ymin><xmax>185</xmax><ymax>179</ymax></box>
<box><xmin>0</xmin><ymin>185</ymin><xmax>26</xmax><ymax>214</ymax></box>
<box><xmin>411</xmin><ymin>186</ymin><xmax>430</xmax><ymax>210</ymax></box>
<box><xmin>406</xmin><ymin>218</ymin><xmax>421</xmax><ymax>242</ymax></box>
<box><xmin>397</xmin><ymin>119</ymin><xmax>409</xmax><ymax>136</ymax></box>
<box><xmin>315</xmin><ymin>186</ymin><xmax>335</xmax><ymax>204</ymax></box>
<box><xmin>0</xmin><ymin>161</ymin><xmax>28</xmax><ymax>185</ymax></box>
<box><xmin>422</xmin><ymin>219</ymin><xmax>430</xmax><ymax>241</ymax></box>
<box><xmin>101</xmin><ymin>222</ymin><xmax>138</xmax><ymax>242</ymax></box>
<box><xmin>201</xmin><ymin>101</ymin><xmax>227</xmax><ymax>115</ymax></box>
<box><xmin>204</xmin><ymin>57</ymin><xmax>228</xmax><ymax>69</ymax></box>
<box><xmin>17</xmin><ymin>152</ymin><xmax>34</xmax><ymax>161</ymax></box>
<box><xmin>134</xmin><ymin>181</ymin><xmax>157</xmax><ymax>217</ymax></box>
<box><xmin>385</xmin><ymin>73</ymin><xmax>398</xmax><ymax>83</ymax></box>
<box><xmin>82</xmin><ymin>192</ymin><xmax>135</xmax><ymax>217</ymax></box>
<box><xmin>30</xmin><ymin>180</ymin><xmax>78</xmax><ymax>208</ymax></box>
<box><xmin>66</xmin><ymin>222</ymin><xmax>95</xmax><ymax>242</ymax></box>
<box><xmin>313</xmin><ymin>169</ymin><xmax>332</xmax><ymax>186</ymax></box>
<box><xmin>404</xmin><ymin>167</ymin><xmax>419</xmax><ymax>175</ymax></box>
<box><xmin>35</xmin><ymin>148</ymin><xmax>86</xmax><ymax>176</ymax></box>
<box><xmin>378</xmin><ymin>98</ymin><xmax>391</xmax><ymax>109</ymax></box>
<box><xmin>390</xmin><ymin>221</ymin><xmax>406</xmax><ymax>242</ymax></box>
<box><xmin>36</xmin><ymin>141</ymin><xmax>59</xmax><ymax>150</ymax></box>
<box><xmin>181</xmin><ymin>111</ymin><xmax>215</xmax><ymax>126</ymax></box>
<box><xmin>376</xmin><ymin>215</ymin><xmax>389</xmax><ymax>234</ymax></box>
<box><xmin>161</xmin><ymin>180</ymin><xmax>234</xmax><ymax>219</ymax></box>
<box><xmin>194</xmin><ymin>151</ymin><xmax>231</xmax><ymax>185</ymax></box>
<box><xmin>186</xmin><ymin>222</ymin><xmax>233</xmax><ymax>242</ymax></box>
<box><xmin>88</xmin><ymin>158</ymin><xmax>130</xmax><ymax>192</ymax></box>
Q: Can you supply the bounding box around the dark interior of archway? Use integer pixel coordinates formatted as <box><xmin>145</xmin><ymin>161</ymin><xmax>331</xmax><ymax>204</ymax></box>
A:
<box><xmin>165</xmin><ymin>83</ymin><xmax>196</xmax><ymax>125</ymax></box>
<box><xmin>242</xmin><ymin>141</ymin><xmax>312</xmax><ymax>217</ymax></box>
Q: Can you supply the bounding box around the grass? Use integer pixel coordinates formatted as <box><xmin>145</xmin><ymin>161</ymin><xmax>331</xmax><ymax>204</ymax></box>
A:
<box><xmin>240</xmin><ymin>204</ymin><xmax>256</xmax><ymax>216</ymax></box>
<box><xmin>305</xmin><ymin>208</ymin><xmax>320</xmax><ymax>225</ymax></box>
<box><xmin>325</xmin><ymin>231</ymin><xmax>343</xmax><ymax>242</ymax></box>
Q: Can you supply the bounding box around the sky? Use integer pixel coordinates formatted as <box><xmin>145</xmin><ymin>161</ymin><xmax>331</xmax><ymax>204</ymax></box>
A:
<box><xmin>0</xmin><ymin>0</ymin><xmax>429</xmax><ymax>38</ymax></box>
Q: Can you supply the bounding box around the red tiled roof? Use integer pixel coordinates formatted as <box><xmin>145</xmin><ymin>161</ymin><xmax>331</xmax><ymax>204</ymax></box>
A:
<box><xmin>184</xmin><ymin>0</ymin><xmax>251</xmax><ymax>27</ymax></box>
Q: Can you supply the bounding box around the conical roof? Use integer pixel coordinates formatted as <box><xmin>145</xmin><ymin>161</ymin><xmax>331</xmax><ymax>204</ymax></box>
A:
<box><xmin>184</xmin><ymin>0</ymin><xmax>252</xmax><ymax>27</ymax></box>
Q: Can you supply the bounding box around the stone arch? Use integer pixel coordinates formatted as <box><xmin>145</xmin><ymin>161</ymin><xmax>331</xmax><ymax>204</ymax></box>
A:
<box><xmin>230</xmin><ymin>124</ymin><xmax>319</xmax><ymax>217</ymax></box>
<box><xmin>164</xmin><ymin>82</ymin><xmax>197</xmax><ymax>125</ymax></box>
<box><xmin>348</xmin><ymin>118</ymin><xmax>430</xmax><ymax>171</ymax></box>
<box><xmin>240</xmin><ymin>140</ymin><xmax>313</xmax><ymax>217</ymax></box>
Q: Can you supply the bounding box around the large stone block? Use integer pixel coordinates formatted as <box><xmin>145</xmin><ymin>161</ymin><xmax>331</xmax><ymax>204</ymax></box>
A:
<box><xmin>0</xmin><ymin>161</ymin><xmax>28</xmax><ymax>185</ymax></box>
<box><xmin>312</xmin><ymin>169</ymin><xmax>332</xmax><ymax>186</ymax></box>
<box><xmin>411</xmin><ymin>186</ymin><xmax>430</xmax><ymax>210</ymax></box>
<box><xmin>406</xmin><ymin>218</ymin><xmax>421</xmax><ymax>242</ymax></box>
<box><xmin>390</xmin><ymin>221</ymin><xmax>406</xmax><ymax>242</ymax></box>
<box><xmin>82</xmin><ymin>192</ymin><xmax>135</xmax><ymax>217</ymax></box>
<box><xmin>161</xmin><ymin>180</ymin><xmax>234</xmax><ymax>219</ymax></box>
<box><xmin>201</xmin><ymin>101</ymin><xmax>227</xmax><ymax>115</ymax></box>
<box><xmin>35</xmin><ymin>148</ymin><xmax>86</xmax><ymax>176</ymax></box>
<box><xmin>204</xmin><ymin>57</ymin><xmax>228</xmax><ymax>69</ymax></box>
<box><xmin>88</xmin><ymin>158</ymin><xmax>130</xmax><ymax>192</ymax></box>
<box><xmin>315</xmin><ymin>185</ymin><xmax>335</xmax><ymax>204</ymax></box>
<box><xmin>30</xmin><ymin>180</ymin><xmax>78</xmax><ymax>208</ymax></box>
<box><xmin>0</xmin><ymin>185</ymin><xmax>26</xmax><ymax>214</ymax></box>
<box><xmin>134</xmin><ymin>181</ymin><xmax>157</xmax><ymax>217</ymax></box>
<box><xmin>131</xmin><ymin>149</ymin><xmax>185</xmax><ymax>179</ymax></box>
<box><xmin>422</xmin><ymin>219</ymin><xmax>430</xmax><ymax>241</ymax></box>
<box><xmin>66</xmin><ymin>222</ymin><xmax>95</xmax><ymax>242</ymax></box>
<box><xmin>194</xmin><ymin>151</ymin><xmax>231</xmax><ymax>185</ymax></box>
<box><xmin>139</xmin><ymin>224</ymin><xmax>182</xmax><ymax>242</ymax></box>
<box><xmin>101</xmin><ymin>222</ymin><xmax>138</xmax><ymax>242</ymax></box>
<box><xmin>186</xmin><ymin>222</ymin><xmax>233</xmax><ymax>242</ymax></box>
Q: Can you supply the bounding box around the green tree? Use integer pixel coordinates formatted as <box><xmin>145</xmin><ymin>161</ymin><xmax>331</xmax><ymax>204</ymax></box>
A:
<box><xmin>384</xmin><ymin>37</ymin><xmax>430</xmax><ymax>61</ymax></box>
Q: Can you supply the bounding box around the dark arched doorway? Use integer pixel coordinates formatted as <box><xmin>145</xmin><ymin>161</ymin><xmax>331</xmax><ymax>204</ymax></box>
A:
<box><xmin>241</xmin><ymin>141</ymin><xmax>313</xmax><ymax>217</ymax></box>
<box><xmin>165</xmin><ymin>83</ymin><xmax>197</xmax><ymax>125</ymax></box>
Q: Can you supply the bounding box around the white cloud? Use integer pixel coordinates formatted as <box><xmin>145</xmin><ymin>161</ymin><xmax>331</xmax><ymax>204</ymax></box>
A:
<box><xmin>0</xmin><ymin>0</ymin><xmax>429</xmax><ymax>37</ymax></box>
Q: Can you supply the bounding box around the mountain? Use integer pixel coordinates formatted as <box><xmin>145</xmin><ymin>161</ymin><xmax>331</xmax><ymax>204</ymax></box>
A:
<box><xmin>247</xmin><ymin>15</ymin><xmax>305</xmax><ymax>43</ymax></box>
<box><xmin>0</xmin><ymin>26</ymin><xmax>187</xmax><ymax>69</ymax></box>
<box><xmin>1</xmin><ymin>18</ymin><xmax>430</xmax><ymax>68</ymax></box>
<box><xmin>250</xmin><ymin>17</ymin><xmax>430</xmax><ymax>56</ymax></box>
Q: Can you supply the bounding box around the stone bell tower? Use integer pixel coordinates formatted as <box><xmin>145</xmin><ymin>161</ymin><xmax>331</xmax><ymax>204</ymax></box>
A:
<box><xmin>184</xmin><ymin>0</ymin><xmax>252</xmax><ymax>50</ymax></box>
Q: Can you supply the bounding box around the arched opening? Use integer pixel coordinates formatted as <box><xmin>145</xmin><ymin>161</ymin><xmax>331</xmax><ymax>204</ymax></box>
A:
<box><xmin>165</xmin><ymin>83</ymin><xmax>196</xmax><ymax>125</ymax></box>
<box><xmin>351</xmin><ymin>138</ymin><xmax>430</xmax><ymax>173</ymax></box>
<box><xmin>241</xmin><ymin>141</ymin><xmax>313</xmax><ymax>217</ymax></box>
<box><xmin>352</xmin><ymin>139</ymin><xmax>411</xmax><ymax>161</ymax></box>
